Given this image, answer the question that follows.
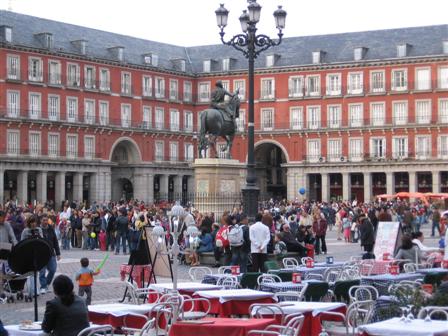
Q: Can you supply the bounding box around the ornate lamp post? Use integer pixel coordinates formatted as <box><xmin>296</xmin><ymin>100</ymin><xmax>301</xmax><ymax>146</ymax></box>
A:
<box><xmin>215</xmin><ymin>1</ymin><xmax>286</xmax><ymax>220</ymax></box>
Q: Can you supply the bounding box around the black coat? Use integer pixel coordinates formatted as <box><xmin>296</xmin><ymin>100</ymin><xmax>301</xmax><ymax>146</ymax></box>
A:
<box><xmin>359</xmin><ymin>218</ymin><xmax>375</xmax><ymax>247</ymax></box>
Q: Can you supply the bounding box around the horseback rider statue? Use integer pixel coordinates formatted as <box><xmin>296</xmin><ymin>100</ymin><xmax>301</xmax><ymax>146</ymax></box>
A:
<box><xmin>210</xmin><ymin>80</ymin><xmax>237</xmax><ymax>130</ymax></box>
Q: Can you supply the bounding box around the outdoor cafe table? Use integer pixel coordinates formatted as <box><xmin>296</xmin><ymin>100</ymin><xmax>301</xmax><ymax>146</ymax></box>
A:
<box><xmin>361</xmin><ymin>259</ymin><xmax>393</xmax><ymax>275</ymax></box>
<box><xmin>358</xmin><ymin>317</ymin><xmax>448</xmax><ymax>336</ymax></box>
<box><xmin>275</xmin><ymin>262</ymin><xmax>344</xmax><ymax>277</ymax></box>
<box><xmin>417</xmin><ymin>267</ymin><xmax>448</xmax><ymax>275</ymax></box>
<box><xmin>193</xmin><ymin>289</ymin><xmax>275</xmax><ymax>317</ymax></box>
<box><xmin>259</xmin><ymin>279</ymin><xmax>323</xmax><ymax>294</ymax></box>
<box><xmin>202</xmin><ymin>273</ymin><xmax>243</xmax><ymax>285</ymax></box>
<box><xmin>169</xmin><ymin>317</ymin><xmax>276</xmax><ymax>336</ymax></box>
<box><xmin>4</xmin><ymin>325</ymin><xmax>46</xmax><ymax>336</ymax></box>
<box><xmin>360</xmin><ymin>273</ymin><xmax>423</xmax><ymax>296</ymax></box>
<box><xmin>148</xmin><ymin>281</ymin><xmax>222</xmax><ymax>296</ymax></box>
<box><xmin>88</xmin><ymin>303</ymin><xmax>158</xmax><ymax>328</ymax></box>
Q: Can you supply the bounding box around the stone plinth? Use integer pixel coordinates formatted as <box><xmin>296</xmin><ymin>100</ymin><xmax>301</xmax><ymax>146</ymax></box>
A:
<box><xmin>193</xmin><ymin>158</ymin><xmax>246</xmax><ymax>214</ymax></box>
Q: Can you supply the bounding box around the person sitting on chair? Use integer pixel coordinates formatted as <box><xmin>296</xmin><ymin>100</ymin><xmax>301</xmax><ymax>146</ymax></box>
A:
<box><xmin>210</xmin><ymin>80</ymin><xmax>234</xmax><ymax>122</ymax></box>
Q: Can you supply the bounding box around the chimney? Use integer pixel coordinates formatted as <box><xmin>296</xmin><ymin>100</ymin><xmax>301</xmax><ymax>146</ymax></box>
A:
<box><xmin>71</xmin><ymin>40</ymin><xmax>88</xmax><ymax>55</ymax></box>
<box><xmin>0</xmin><ymin>25</ymin><xmax>12</xmax><ymax>43</ymax></box>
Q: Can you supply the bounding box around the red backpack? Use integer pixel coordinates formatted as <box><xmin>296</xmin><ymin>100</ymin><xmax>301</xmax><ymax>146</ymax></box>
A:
<box><xmin>215</xmin><ymin>225</ymin><xmax>229</xmax><ymax>248</ymax></box>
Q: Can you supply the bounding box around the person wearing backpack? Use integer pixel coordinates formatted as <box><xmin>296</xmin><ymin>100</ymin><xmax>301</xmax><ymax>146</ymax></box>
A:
<box><xmin>213</xmin><ymin>217</ymin><xmax>231</xmax><ymax>267</ymax></box>
<box><xmin>229</xmin><ymin>214</ymin><xmax>250</xmax><ymax>273</ymax></box>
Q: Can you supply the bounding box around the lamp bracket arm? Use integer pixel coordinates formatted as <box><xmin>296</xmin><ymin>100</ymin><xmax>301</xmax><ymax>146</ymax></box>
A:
<box><xmin>219</xmin><ymin>31</ymin><xmax>250</xmax><ymax>57</ymax></box>
<box><xmin>253</xmin><ymin>32</ymin><xmax>283</xmax><ymax>57</ymax></box>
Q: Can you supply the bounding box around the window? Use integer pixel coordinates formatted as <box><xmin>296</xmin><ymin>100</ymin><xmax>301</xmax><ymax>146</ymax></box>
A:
<box><xmin>155</xmin><ymin>141</ymin><xmax>164</xmax><ymax>161</ymax></box>
<box><xmin>261</xmin><ymin>78</ymin><xmax>275</xmax><ymax>99</ymax></box>
<box><xmin>84</xmin><ymin>66</ymin><xmax>96</xmax><ymax>89</ymax></box>
<box><xmin>392</xmin><ymin>69</ymin><xmax>408</xmax><ymax>91</ymax></box>
<box><xmin>370</xmin><ymin>102</ymin><xmax>385</xmax><ymax>126</ymax></box>
<box><xmin>438</xmin><ymin>135</ymin><xmax>448</xmax><ymax>158</ymax></box>
<box><xmin>222</xmin><ymin>58</ymin><xmax>230</xmax><ymax>71</ymax></box>
<box><xmin>198</xmin><ymin>82</ymin><xmax>210</xmax><ymax>103</ymax></box>
<box><xmin>48</xmin><ymin>134</ymin><xmax>59</xmax><ymax>157</ymax></box>
<box><xmin>169</xmin><ymin>79</ymin><xmax>178</xmax><ymax>100</ymax></box>
<box><xmin>328</xmin><ymin>139</ymin><xmax>342</xmax><ymax>161</ymax></box>
<box><xmin>142</xmin><ymin>75</ymin><xmax>152</xmax><ymax>97</ymax></box>
<box><xmin>84</xmin><ymin>99</ymin><xmax>95</xmax><ymax>124</ymax></box>
<box><xmin>28</xmin><ymin>57</ymin><xmax>43</xmax><ymax>81</ymax></box>
<box><xmin>415</xmin><ymin>68</ymin><xmax>431</xmax><ymax>91</ymax></box>
<box><xmin>392</xmin><ymin>137</ymin><xmax>408</xmax><ymax>159</ymax></box>
<box><xmin>169</xmin><ymin>142</ymin><xmax>178</xmax><ymax>161</ymax></box>
<box><xmin>67</xmin><ymin>63</ymin><xmax>80</xmax><ymax>86</ymax></box>
<box><xmin>99</xmin><ymin>68</ymin><xmax>110</xmax><ymax>91</ymax></box>
<box><xmin>439</xmin><ymin>99</ymin><xmax>448</xmax><ymax>123</ymax></box>
<box><xmin>28</xmin><ymin>93</ymin><xmax>41</xmax><ymax>119</ymax></box>
<box><xmin>7</xmin><ymin>130</ymin><xmax>19</xmax><ymax>155</ymax></box>
<box><xmin>349</xmin><ymin>104</ymin><xmax>363</xmax><ymax>127</ymax></box>
<box><xmin>393</xmin><ymin>101</ymin><xmax>408</xmax><ymax>125</ymax></box>
<box><xmin>266</xmin><ymin>55</ymin><xmax>276</xmax><ymax>67</ymax></box>
<box><xmin>66</xmin><ymin>135</ymin><xmax>78</xmax><ymax>158</ymax></box>
<box><xmin>121</xmin><ymin>72</ymin><xmax>132</xmax><ymax>95</ymax></box>
<box><xmin>307</xmin><ymin>140</ymin><xmax>320</xmax><ymax>162</ymax></box>
<box><xmin>348</xmin><ymin>72</ymin><xmax>363</xmax><ymax>94</ymax></box>
<box><xmin>170</xmin><ymin>109</ymin><xmax>180</xmax><ymax>131</ymax></box>
<box><xmin>371</xmin><ymin>138</ymin><xmax>386</xmax><ymax>158</ymax></box>
<box><xmin>307</xmin><ymin>106</ymin><xmax>321</xmax><ymax>129</ymax></box>
<box><xmin>99</xmin><ymin>101</ymin><xmax>109</xmax><ymax>125</ymax></box>
<box><xmin>142</xmin><ymin>106</ymin><xmax>152</xmax><ymax>129</ymax></box>
<box><xmin>6</xmin><ymin>90</ymin><xmax>19</xmax><ymax>118</ymax></box>
<box><xmin>29</xmin><ymin>132</ymin><xmax>41</xmax><ymax>157</ymax></box>
<box><xmin>261</xmin><ymin>108</ymin><xmax>274</xmax><ymax>130</ymax></box>
<box><xmin>416</xmin><ymin>136</ymin><xmax>431</xmax><ymax>159</ymax></box>
<box><xmin>185</xmin><ymin>143</ymin><xmax>194</xmax><ymax>162</ymax></box>
<box><xmin>236</xmin><ymin>109</ymin><xmax>246</xmax><ymax>132</ymax></box>
<box><xmin>48</xmin><ymin>95</ymin><xmax>60</xmax><ymax>121</ymax></box>
<box><xmin>183</xmin><ymin>81</ymin><xmax>192</xmax><ymax>102</ymax></box>
<box><xmin>354</xmin><ymin>47</ymin><xmax>366</xmax><ymax>61</ymax></box>
<box><xmin>233</xmin><ymin>79</ymin><xmax>246</xmax><ymax>100</ymax></box>
<box><xmin>184</xmin><ymin>111</ymin><xmax>193</xmax><ymax>132</ymax></box>
<box><xmin>66</xmin><ymin>97</ymin><xmax>78</xmax><ymax>122</ymax></box>
<box><xmin>349</xmin><ymin>138</ymin><xmax>363</xmax><ymax>161</ymax></box>
<box><xmin>312</xmin><ymin>51</ymin><xmax>322</xmax><ymax>64</ymax></box>
<box><xmin>144</xmin><ymin>54</ymin><xmax>158</xmax><ymax>66</ymax></box>
<box><xmin>84</xmin><ymin>136</ymin><xmax>95</xmax><ymax>159</ymax></box>
<box><xmin>306</xmin><ymin>75</ymin><xmax>320</xmax><ymax>96</ymax></box>
<box><xmin>7</xmin><ymin>55</ymin><xmax>20</xmax><ymax>80</ymax></box>
<box><xmin>415</xmin><ymin>100</ymin><xmax>431</xmax><ymax>124</ymax></box>
<box><xmin>221</xmin><ymin>80</ymin><xmax>230</xmax><ymax>101</ymax></box>
<box><xmin>439</xmin><ymin>67</ymin><xmax>448</xmax><ymax>89</ymax></box>
<box><xmin>48</xmin><ymin>60</ymin><xmax>61</xmax><ymax>85</ymax></box>
<box><xmin>155</xmin><ymin>107</ymin><xmax>164</xmax><ymax>130</ymax></box>
<box><xmin>155</xmin><ymin>77</ymin><xmax>165</xmax><ymax>98</ymax></box>
<box><xmin>203</xmin><ymin>60</ymin><xmax>211</xmax><ymax>73</ymax></box>
<box><xmin>121</xmin><ymin>104</ymin><xmax>131</xmax><ymax>127</ymax></box>
<box><xmin>327</xmin><ymin>105</ymin><xmax>341</xmax><ymax>128</ymax></box>
<box><xmin>370</xmin><ymin>70</ymin><xmax>385</xmax><ymax>93</ymax></box>
<box><xmin>289</xmin><ymin>76</ymin><xmax>304</xmax><ymax>98</ymax></box>
<box><xmin>326</xmin><ymin>74</ymin><xmax>341</xmax><ymax>96</ymax></box>
<box><xmin>290</xmin><ymin>107</ymin><xmax>303</xmax><ymax>130</ymax></box>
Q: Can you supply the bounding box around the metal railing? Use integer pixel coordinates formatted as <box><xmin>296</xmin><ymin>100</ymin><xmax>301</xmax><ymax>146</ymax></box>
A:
<box><xmin>302</xmin><ymin>151</ymin><xmax>448</xmax><ymax>163</ymax></box>
<box><xmin>1</xmin><ymin>148</ymin><xmax>102</xmax><ymax>160</ymax></box>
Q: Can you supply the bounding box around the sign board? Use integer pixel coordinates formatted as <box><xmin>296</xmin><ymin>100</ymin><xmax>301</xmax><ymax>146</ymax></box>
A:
<box><xmin>373</xmin><ymin>221</ymin><xmax>401</xmax><ymax>260</ymax></box>
<box><xmin>144</xmin><ymin>227</ymin><xmax>173</xmax><ymax>279</ymax></box>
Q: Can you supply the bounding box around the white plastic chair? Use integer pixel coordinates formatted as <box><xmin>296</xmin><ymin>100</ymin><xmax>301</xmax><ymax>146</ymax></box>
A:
<box><xmin>257</xmin><ymin>274</ymin><xmax>282</xmax><ymax>286</ymax></box>
<box><xmin>301</xmin><ymin>257</ymin><xmax>313</xmax><ymax>265</ymax></box>
<box><xmin>250</xmin><ymin>303</ymin><xmax>286</xmax><ymax>324</ymax></box>
<box><xmin>125</xmin><ymin>281</ymin><xmax>159</xmax><ymax>304</ymax></box>
<box><xmin>188</xmin><ymin>266</ymin><xmax>212</xmax><ymax>281</ymax></box>
<box><xmin>77</xmin><ymin>325</ymin><xmax>114</xmax><ymax>336</ymax></box>
<box><xmin>403</xmin><ymin>263</ymin><xmax>417</xmax><ymax>273</ymax></box>
<box><xmin>216</xmin><ymin>275</ymin><xmax>240</xmax><ymax>289</ymax></box>
<box><xmin>417</xmin><ymin>306</ymin><xmax>448</xmax><ymax>320</ymax></box>
<box><xmin>348</xmin><ymin>285</ymin><xmax>379</xmax><ymax>303</ymax></box>
<box><xmin>275</xmin><ymin>287</ymin><xmax>308</xmax><ymax>302</ymax></box>
<box><xmin>180</xmin><ymin>297</ymin><xmax>211</xmax><ymax>320</ymax></box>
<box><xmin>217</xmin><ymin>266</ymin><xmax>233</xmax><ymax>274</ymax></box>
<box><xmin>248</xmin><ymin>313</ymin><xmax>305</xmax><ymax>336</ymax></box>
<box><xmin>304</xmin><ymin>273</ymin><xmax>324</xmax><ymax>281</ymax></box>
<box><xmin>282</xmin><ymin>257</ymin><xmax>299</xmax><ymax>269</ymax></box>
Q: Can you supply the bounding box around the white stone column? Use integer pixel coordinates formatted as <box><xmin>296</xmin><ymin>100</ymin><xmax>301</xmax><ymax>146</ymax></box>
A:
<box><xmin>342</xmin><ymin>172</ymin><xmax>350</xmax><ymax>201</ymax></box>
<box><xmin>104</xmin><ymin>171</ymin><xmax>112</xmax><ymax>203</ymax></box>
<box><xmin>36</xmin><ymin>171</ymin><xmax>47</xmax><ymax>204</ymax></box>
<box><xmin>73</xmin><ymin>172</ymin><xmax>83</xmax><ymax>204</ymax></box>
<box><xmin>147</xmin><ymin>174</ymin><xmax>154</xmax><ymax>204</ymax></box>
<box><xmin>159</xmin><ymin>175</ymin><xmax>169</xmax><ymax>198</ymax></box>
<box><xmin>364</xmin><ymin>172</ymin><xmax>372</xmax><ymax>203</ymax></box>
<box><xmin>17</xmin><ymin>171</ymin><xmax>28</xmax><ymax>204</ymax></box>
<box><xmin>55</xmin><ymin>172</ymin><xmax>66</xmax><ymax>206</ymax></box>
<box><xmin>409</xmin><ymin>171</ymin><xmax>417</xmax><ymax>193</ymax></box>
<box><xmin>173</xmin><ymin>175</ymin><xmax>183</xmax><ymax>199</ymax></box>
<box><xmin>89</xmin><ymin>173</ymin><xmax>100</xmax><ymax>204</ymax></box>
<box><xmin>0</xmin><ymin>169</ymin><xmax>4</xmax><ymax>204</ymax></box>
<box><xmin>133</xmin><ymin>173</ymin><xmax>147</xmax><ymax>203</ymax></box>
<box><xmin>386</xmin><ymin>172</ymin><xmax>394</xmax><ymax>195</ymax></box>
<box><xmin>286</xmin><ymin>171</ymin><xmax>295</xmax><ymax>201</ymax></box>
<box><xmin>321</xmin><ymin>173</ymin><xmax>329</xmax><ymax>202</ymax></box>
<box><xmin>432</xmin><ymin>171</ymin><xmax>440</xmax><ymax>193</ymax></box>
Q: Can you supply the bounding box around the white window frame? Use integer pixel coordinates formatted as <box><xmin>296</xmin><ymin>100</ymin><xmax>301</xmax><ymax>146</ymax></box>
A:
<box><xmin>415</xmin><ymin>99</ymin><xmax>431</xmax><ymax>124</ymax></box>
<box><xmin>155</xmin><ymin>77</ymin><xmax>165</xmax><ymax>98</ymax></box>
<box><xmin>84</xmin><ymin>99</ymin><xmax>95</xmax><ymax>124</ymax></box>
<box><xmin>198</xmin><ymin>82</ymin><xmax>210</xmax><ymax>103</ymax></box>
<box><xmin>266</xmin><ymin>55</ymin><xmax>275</xmax><ymax>67</ymax></box>
<box><xmin>415</xmin><ymin>67</ymin><xmax>431</xmax><ymax>91</ymax></box>
<box><xmin>392</xmin><ymin>136</ymin><xmax>408</xmax><ymax>159</ymax></box>
<box><xmin>370</xmin><ymin>137</ymin><xmax>386</xmax><ymax>159</ymax></box>
<box><xmin>183</xmin><ymin>81</ymin><xmax>192</xmax><ymax>102</ymax></box>
<box><xmin>121</xmin><ymin>71</ymin><xmax>132</xmax><ymax>95</ymax></box>
<box><xmin>29</xmin><ymin>131</ymin><xmax>41</xmax><ymax>157</ymax></box>
<box><xmin>307</xmin><ymin>105</ymin><xmax>321</xmax><ymax>129</ymax></box>
<box><xmin>222</xmin><ymin>58</ymin><xmax>230</xmax><ymax>71</ymax></box>
<box><xmin>261</xmin><ymin>108</ymin><xmax>274</xmax><ymax>130</ymax></box>
<box><xmin>290</xmin><ymin>107</ymin><xmax>304</xmax><ymax>130</ymax></box>
<box><xmin>184</xmin><ymin>143</ymin><xmax>194</xmax><ymax>162</ymax></box>
<box><xmin>438</xmin><ymin>135</ymin><xmax>448</xmax><ymax>158</ymax></box>
<box><xmin>370</xmin><ymin>102</ymin><xmax>385</xmax><ymax>126</ymax></box>
<box><xmin>155</xmin><ymin>107</ymin><xmax>164</xmax><ymax>130</ymax></box>
<box><xmin>6</xmin><ymin>90</ymin><xmax>20</xmax><ymax>118</ymax></box>
<box><xmin>236</xmin><ymin>109</ymin><xmax>246</xmax><ymax>132</ymax></box>
<box><xmin>67</xmin><ymin>62</ymin><xmax>80</xmax><ymax>87</ymax></box>
<box><xmin>439</xmin><ymin>98</ymin><xmax>448</xmax><ymax>123</ymax></box>
<box><xmin>142</xmin><ymin>75</ymin><xmax>152</xmax><ymax>97</ymax></box>
<box><xmin>184</xmin><ymin>111</ymin><xmax>193</xmax><ymax>132</ymax></box>
<box><xmin>169</xmin><ymin>79</ymin><xmax>178</xmax><ymax>101</ymax></box>
<box><xmin>28</xmin><ymin>57</ymin><xmax>43</xmax><ymax>82</ymax></box>
<box><xmin>328</xmin><ymin>139</ymin><xmax>342</xmax><ymax>162</ymax></box>
<box><xmin>99</xmin><ymin>101</ymin><xmax>109</xmax><ymax>125</ymax></box>
<box><xmin>349</xmin><ymin>103</ymin><xmax>363</xmax><ymax>127</ymax></box>
<box><xmin>392</xmin><ymin>100</ymin><xmax>408</xmax><ymax>125</ymax></box>
<box><xmin>28</xmin><ymin>92</ymin><xmax>41</xmax><ymax>120</ymax></box>
<box><xmin>261</xmin><ymin>78</ymin><xmax>275</xmax><ymax>100</ymax></box>
<box><xmin>203</xmin><ymin>60</ymin><xmax>211</xmax><ymax>73</ymax></box>
<box><xmin>326</xmin><ymin>73</ymin><xmax>341</xmax><ymax>96</ymax></box>
<box><xmin>142</xmin><ymin>106</ymin><xmax>152</xmax><ymax>129</ymax></box>
<box><xmin>307</xmin><ymin>139</ymin><xmax>321</xmax><ymax>162</ymax></box>
<box><xmin>391</xmin><ymin>68</ymin><xmax>408</xmax><ymax>91</ymax></box>
<box><xmin>347</xmin><ymin>72</ymin><xmax>363</xmax><ymax>95</ymax></box>
<box><xmin>415</xmin><ymin>136</ymin><xmax>431</xmax><ymax>160</ymax></box>
<box><xmin>233</xmin><ymin>79</ymin><xmax>246</xmax><ymax>100</ymax></box>
<box><xmin>7</xmin><ymin>130</ymin><xmax>20</xmax><ymax>155</ymax></box>
<box><xmin>120</xmin><ymin>103</ymin><xmax>131</xmax><ymax>127</ymax></box>
<box><xmin>7</xmin><ymin>54</ymin><xmax>20</xmax><ymax>80</ymax></box>
<box><xmin>438</xmin><ymin>66</ymin><xmax>448</xmax><ymax>89</ymax></box>
<box><xmin>84</xmin><ymin>65</ymin><xmax>96</xmax><ymax>89</ymax></box>
<box><xmin>169</xmin><ymin>142</ymin><xmax>178</xmax><ymax>162</ymax></box>
<box><xmin>84</xmin><ymin>136</ymin><xmax>95</xmax><ymax>159</ymax></box>
<box><xmin>48</xmin><ymin>94</ymin><xmax>60</xmax><ymax>121</ymax></box>
<box><xmin>370</xmin><ymin>70</ymin><xmax>385</xmax><ymax>93</ymax></box>
<box><xmin>170</xmin><ymin>109</ymin><xmax>180</xmax><ymax>131</ymax></box>
<box><xmin>327</xmin><ymin>105</ymin><xmax>341</xmax><ymax>129</ymax></box>
<box><xmin>289</xmin><ymin>76</ymin><xmax>304</xmax><ymax>98</ymax></box>
<box><xmin>349</xmin><ymin>138</ymin><xmax>363</xmax><ymax>162</ymax></box>
<box><xmin>306</xmin><ymin>75</ymin><xmax>321</xmax><ymax>97</ymax></box>
<box><xmin>48</xmin><ymin>60</ymin><xmax>61</xmax><ymax>85</ymax></box>
<box><xmin>155</xmin><ymin>141</ymin><xmax>164</xmax><ymax>162</ymax></box>
<box><xmin>99</xmin><ymin>68</ymin><xmax>110</xmax><ymax>91</ymax></box>
<box><xmin>48</xmin><ymin>133</ymin><xmax>59</xmax><ymax>158</ymax></box>
<box><xmin>66</xmin><ymin>97</ymin><xmax>78</xmax><ymax>122</ymax></box>
<box><xmin>66</xmin><ymin>134</ymin><xmax>78</xmax><ymax>159</ymax></box>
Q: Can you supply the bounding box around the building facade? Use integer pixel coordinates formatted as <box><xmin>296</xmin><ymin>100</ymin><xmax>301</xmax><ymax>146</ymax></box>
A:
<box><xmin>0</xmin><ymin>11</ymin><xmax>447</xmax><ymax>205</ymax></box>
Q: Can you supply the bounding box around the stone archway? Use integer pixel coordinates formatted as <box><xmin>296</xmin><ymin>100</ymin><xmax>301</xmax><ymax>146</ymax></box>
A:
<box><xmin>254</xmin><ymin>141</ymin><xmax>288</xmax><ymax>199</ymax></box>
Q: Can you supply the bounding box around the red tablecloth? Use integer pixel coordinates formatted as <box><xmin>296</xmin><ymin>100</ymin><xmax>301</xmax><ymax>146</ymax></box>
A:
<box><xmin>169</xmin><ymin>318</ymin><xmax>276</xmax><ymax>336</ymax></box>
<box><xmin>198</xmin><ymin>297</ymin><xmax>275</xmax><ymax>317</ymax></box>
<box><xmin>120</xmin><ymin>264</ymin><xmax>153</xmax><ymax>288</ymax></box>
<box><xmin>306</xmin><ymin>305</ymin><xmax>346</xmax><ymax>336</ymax></box>
<box><xmin>89</xmin><ymin>309</ymin><xmax>166</xmax><ymax>329</ymax></box>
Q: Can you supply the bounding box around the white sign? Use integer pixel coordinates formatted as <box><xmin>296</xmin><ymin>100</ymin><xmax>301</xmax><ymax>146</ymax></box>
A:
<box><xmin>373</xmin><ymin>221</ymin><xmax>401</xmax><ymax>260</ymax></box>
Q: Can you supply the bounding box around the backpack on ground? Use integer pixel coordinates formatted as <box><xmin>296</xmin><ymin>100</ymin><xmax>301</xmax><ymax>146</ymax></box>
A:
<box><xmin>228</xmin><ymin>224</ymin><xmax>244</xmax><ymax>247</ymax></box>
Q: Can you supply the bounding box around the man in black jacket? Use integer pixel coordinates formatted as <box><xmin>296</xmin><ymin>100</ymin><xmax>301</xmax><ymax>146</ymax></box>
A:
<box><xmin>39</xmin><ymin>215</ymin><xmax>61</xmax><ymax>294</ymax></box>
<box><xmin>115</xmin><ymin>208</ymin><xmax>129</xmax><ymax>255</ymax></box>
<box><xmin>281</xmin><ymin>223</ymin><xmax>307</xmax><ymax>257</ymax></box>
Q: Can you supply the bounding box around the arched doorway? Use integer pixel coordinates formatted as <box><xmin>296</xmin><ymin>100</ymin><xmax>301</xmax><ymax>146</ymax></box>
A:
<box><xmin>254</xmin><ymin>141</ymin><xmax>288</xmax><ymax>199</ymax></box>
<box><xmin>110</xmin><ymin>138</ymin><xmax>142</xmax><ymax>201</ymax></box>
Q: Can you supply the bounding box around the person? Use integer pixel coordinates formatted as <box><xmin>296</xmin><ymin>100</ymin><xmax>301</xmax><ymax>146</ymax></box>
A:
<box><xmin>359</xmin><ymin>213</ymin><xmax>375</xmax><ymax>253</ymax></box>
<box><xmin>106</xmin><ymin>208</ymin><xmax>117</xmax><ymax>251</ymax></box>
<box><xmin>21</xmin><ymin>215</ymin><xmax>43</xmax><ymax>240</ymax></box>
<box><xmin>0</xmin><ymin>210</ymin><xmax>17</xmax><ymax>297</ymax></box>
<box><xmin>342</xmin><ymin>216</ymin><xmax>351</xmax><ymax>243</ymax></box>
<box><xmin>280</xmin><ymin>223</ymin><xmax>307</xmax><ymax>257</ymax></box>
<box><xmin>210</xmin><ymin>80</ymin><xmax>234</xmax><ymax>122</ymax></box>
<box><xmin>249</xmin><ymin>213</ymin><xmax>271</xmax><ymax>273</ymax></box>
<box><xmin>273</xmin><ymin>232</ymin><xmax>287</xmax><ymax>264</ymax></box>
<box><xmin>115</xmin><ymin>208</ymin><xmax>129</xmax><ymax>255</ymax></box>
<box><xmin>432</xmin><ymin>207</ymin><xmax>442</xmax><ymax>237</ymax></box>
<box><xmin>41</xmin><ymin>275</ymin><xmax>89</xmax><ymax>336</ymax></box>
<box><xmin>412</xmin><ymin>231</ymin><xmax>440</xmax><ymax>255</ymax></box>
<box><xmin>312</xmin><ymin>211</ymin><xmax>328</xmax><ymax>255</ymax></box>
<box><xmin>394</xmin><ymin>234</ymin><xmax>422</xmax><ymax>264</ymax></box>
<box><xmin>39</xmin><ymin>215</ymin><xmax>61</xmax><ymax>294</ymax></box>
<box><xmin>75</xmin><ymin>257</ymin><xmax>100</xmax><ymax>306</ymax></box>
<box><xmin>229</xmin><ymin>214</ymin><xmax>250</xmax><ymax>273</ymax></box>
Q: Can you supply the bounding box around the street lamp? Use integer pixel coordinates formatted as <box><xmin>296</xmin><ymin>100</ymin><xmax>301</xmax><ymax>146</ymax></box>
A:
<box><xmin>215</xmin><ymin>1</ymin><xmax>286</xmax><ymax>220</ymax></box>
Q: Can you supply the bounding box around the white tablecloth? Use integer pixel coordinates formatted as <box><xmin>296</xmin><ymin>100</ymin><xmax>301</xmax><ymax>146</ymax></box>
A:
<box><xmin>358</xmin><ymin>317</ymin><xmax>448</xmax><ymax>336</ymax></box>
<box><xmin>4</xmin><ymin>325</ymin><xmax>46</xmax><ymax>336</ymax></box>
<box><xmin>278</xmin><ymin>301</ymin><xmax>346</xmax><ymax>317</ymax></box>
<box><xmin>194</xmin><ymin>289</ymin><xmax>274</xmax><ymax>303</ymax></box>
<box><xmin>417</xmin><ymin>268</ymin><xmax>448</xmax><ymax>275</ymax></box>
<box><xmin>88</xmin><ymin>303</ymin><xmax>156</xmax><ymax>316</ymax></box>
<box><xmin>149</xmin><ymin>282</ymin><xmax>222</xmax><ymax>292</ymax></box>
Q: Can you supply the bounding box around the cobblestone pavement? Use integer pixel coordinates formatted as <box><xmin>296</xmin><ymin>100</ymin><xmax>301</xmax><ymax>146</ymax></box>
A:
<box><xmin>0</xmin><ymin>224</ymin><xmax>439</xmax><ymax>324</ymax></box>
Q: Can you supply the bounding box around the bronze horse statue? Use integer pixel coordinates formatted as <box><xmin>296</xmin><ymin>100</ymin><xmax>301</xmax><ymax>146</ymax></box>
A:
<box><xmin>198</xmin><ymin>90</ymin><xmax>240</xmax><ymax>159</ymax></box>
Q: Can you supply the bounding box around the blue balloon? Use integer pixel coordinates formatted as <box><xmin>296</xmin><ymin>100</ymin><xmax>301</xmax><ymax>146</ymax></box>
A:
<box><xmin>299</xmin><ymin>187</ymin><xmax>306</xmax><ymax>195</ymax></box>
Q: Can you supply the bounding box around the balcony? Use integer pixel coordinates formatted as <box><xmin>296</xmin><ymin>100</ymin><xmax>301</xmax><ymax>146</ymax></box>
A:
<box><xmin>2</xmin><ymin>149</ymin><xmax>101</xmax><ymax>161</ymax></box>
<box><xmin>28</xmin><ymin>70</ymin><xmax>43</xmax><ymax>83</ymax></box>
<box><xmin>303</xmin><ymin>152</ymin><xmax>448</xmax><ymax>164</ymax></box>
<box><xmin>120</xmin><ymin>86</ymin><xmax>133</xmax><ymax>97</ymax></box>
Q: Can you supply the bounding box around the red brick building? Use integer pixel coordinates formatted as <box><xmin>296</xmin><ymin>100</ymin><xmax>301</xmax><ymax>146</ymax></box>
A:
<box><xmin>0</xmin><ymin>11</ymin><xmax>447</xmax><ymax>204</ymax></box>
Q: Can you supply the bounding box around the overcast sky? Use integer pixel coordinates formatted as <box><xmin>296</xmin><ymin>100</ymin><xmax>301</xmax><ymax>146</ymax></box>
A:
<box><xmin>0</xmin><ymin>0</ymin><xmax>446</xmax><ymax>46</ymax></box>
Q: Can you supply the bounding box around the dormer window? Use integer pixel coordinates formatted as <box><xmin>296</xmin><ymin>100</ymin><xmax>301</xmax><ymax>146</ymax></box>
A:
<box><xmin>109</xmin><ymin>46</ymin><xmax>124</xmax><ymax>61</ymax></box>
<box><xmin>171</xmin><ymin>59</ymin><xmax>186</xmax><ymax>72</ymax></box>
<box><xmin>312</xmin><ymin>51</ymin><xmax>325</xmax><ymax>64</ymax></box>
<box><xmin>397</xmin><ymin>43</ymin><xmax>411</xmax><ymax>57</ymax></box>
<box><xmin>34</xmin><ymin>32</ymin><xmax>53</xmax><ymax>49</ymax></box>
<box><xmin>443</xmin><ymin>41</ymin><xmax>448</xmax><ymax>54</ymax></box>
<box><xmin>266</xmin><ymin>54</ymin><xmax>279</xmax><ymax>67</ymax></box>
<box><xmin>71</xmin><ymin>40</ymin><xmax>87</xmax><ymax>55</ymax></box>
<box><xmin>223</xmin><ymin>58</ymin><xmax>230</xmax><ymax>71</ymax></box>
<box><xmin>1</xmin><ymin>26</ymin><xmax>12</xmax><ymax>43</ymax></box>
<box><xmin>203</xmin><ymin>60</ymin><xmax>211</xmax><ymax>73</ymax></box>
<box><xmin>354</xmin><ymin>47</ymin><xmax>368</xmax><ymax>61</ymax></box>
<box><xmin>143</xmin><ymin>53</ymin><xmax>158</xmax><ymax>67</ymax></box>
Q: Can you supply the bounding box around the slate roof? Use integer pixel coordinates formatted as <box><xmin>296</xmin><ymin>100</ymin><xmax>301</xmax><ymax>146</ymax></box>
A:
<box><xmin>1</xmin><ymin>10</ymin><xmax>447</xmax><ymax>75</ymax></box>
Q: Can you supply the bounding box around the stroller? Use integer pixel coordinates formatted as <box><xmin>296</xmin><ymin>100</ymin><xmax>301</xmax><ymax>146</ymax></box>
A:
<box><xmin>0</xmin><ymin>249</ymin><xmax>32</xmax><ymax>303</ymax></box>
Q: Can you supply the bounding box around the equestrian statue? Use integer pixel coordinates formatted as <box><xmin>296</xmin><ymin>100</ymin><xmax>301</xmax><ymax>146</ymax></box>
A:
<box><xmin>198</xmin><ymin>81</ymin><xmax>240</xmax><ymax>159</ymax></box>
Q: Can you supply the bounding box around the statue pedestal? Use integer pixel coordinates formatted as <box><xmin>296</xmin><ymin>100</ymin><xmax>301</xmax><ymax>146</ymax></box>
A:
<box><xmin>193</xmin><ymin>158</ymin><xmax>246</xmax><ymax>215</ymax></box>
